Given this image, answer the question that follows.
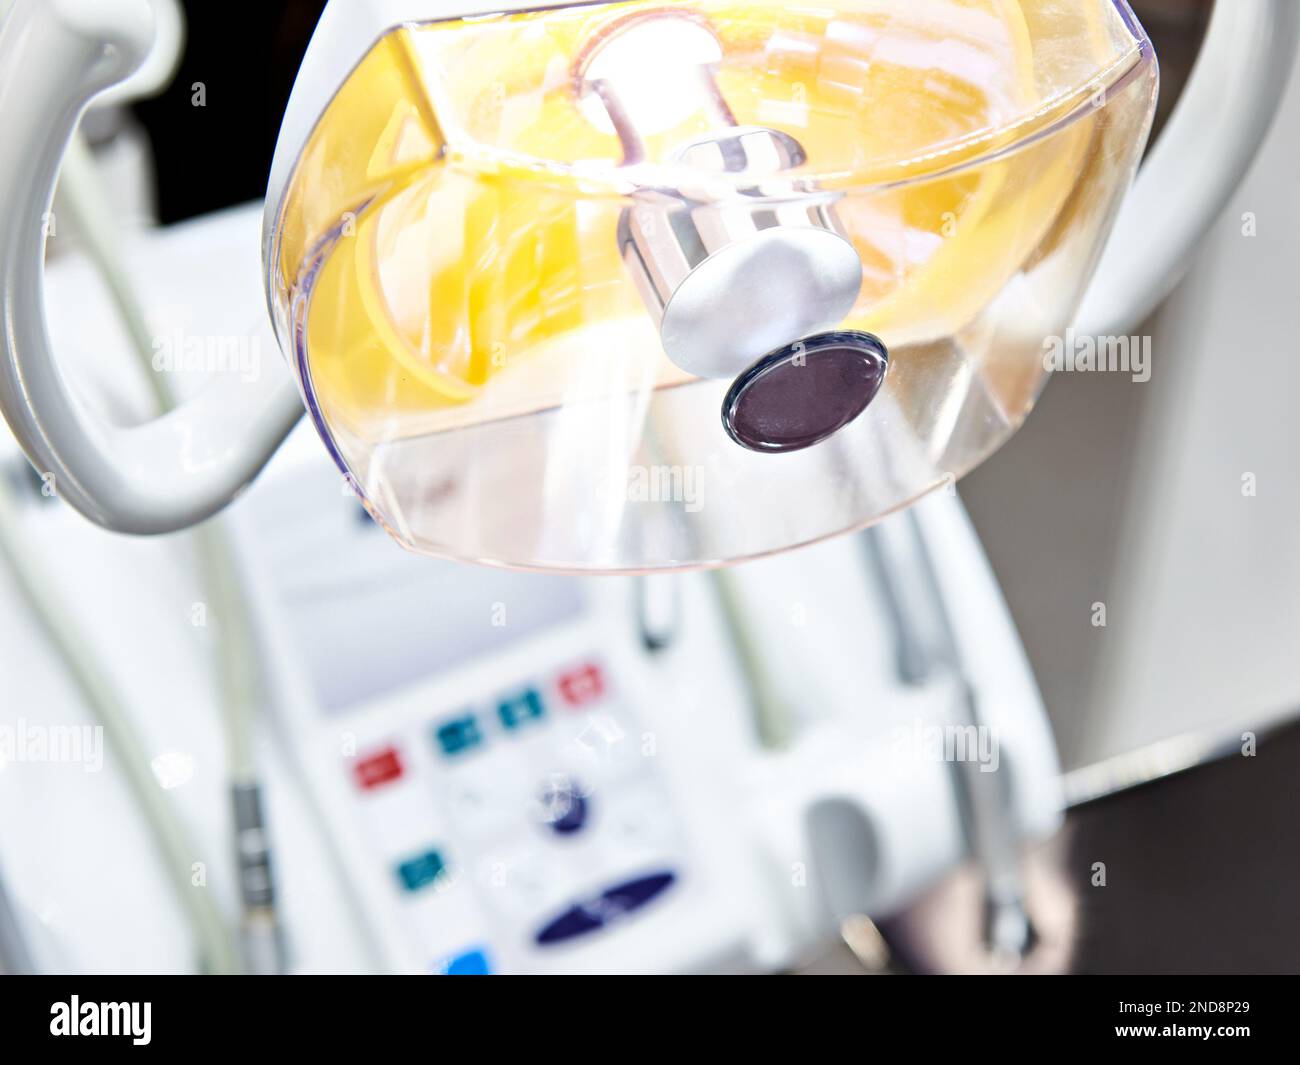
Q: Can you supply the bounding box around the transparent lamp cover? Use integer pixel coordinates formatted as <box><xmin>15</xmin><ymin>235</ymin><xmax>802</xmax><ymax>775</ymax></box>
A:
<box><xmin>266</xmin><ymin>0</ymin><xmax>1157</xmax><ymax>573</ymax></box>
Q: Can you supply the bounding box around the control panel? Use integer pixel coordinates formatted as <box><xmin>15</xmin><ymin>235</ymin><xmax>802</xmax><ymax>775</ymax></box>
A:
<box><xmin>342</xmin><ymin>653</ymin><xmax>684</xmax><ymax>973</ymax></box>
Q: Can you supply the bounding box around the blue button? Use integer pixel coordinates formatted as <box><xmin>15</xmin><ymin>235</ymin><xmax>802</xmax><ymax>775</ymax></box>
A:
<box><xmin>396</xmin><ymin>849</ymin><xmax>446</xmax><ymax>893</ymax></box>
<box><xmin>536</xmin><ymin>904</ymin><xmax>604</xmax><ymax>946</ymax></box>
<box><xmin>435</xmin><ymin>714</ymin><xmax>484</xmax><ymax>758</ymax></box>
<box><xmin>600</xmin><ymin>871</ymin><xmax>675</xmax><ymax>919</ymax></box>
<box><xmin>439</xmin><ymin>947</ymin><xmax>493</xmax><ymax>976</ymax></box>
<box><xmin>535</xmin><ymin>871</ymin><xmax>676</xmax><ymax>947</ymax></box>
<box><xmin>538</xmin><ymin>777</ymin><xmax>589</xmax><ymax>836</ymax></box>
<box><xmin>498</xmin><ymin>688</ymin><xmax>546</xmax><ymax>731</ymax></box>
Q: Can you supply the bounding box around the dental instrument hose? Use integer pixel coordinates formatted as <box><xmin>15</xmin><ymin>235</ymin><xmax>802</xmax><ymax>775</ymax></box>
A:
<box><xmin>0</xmin><ymin>479</ymin><xmax>240</xmax><ymax>974</ymax></box>
<box><xmin>50</xmin><ymin>130</ymin><xmax>285</xmax><ymax>973</ymax></box>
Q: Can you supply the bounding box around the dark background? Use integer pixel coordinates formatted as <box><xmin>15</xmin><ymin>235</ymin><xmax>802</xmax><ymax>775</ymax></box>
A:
<box><xmin>132</xmin><ymin>0</ymin><xmax>327</xmax><ymax>224</ymax></box>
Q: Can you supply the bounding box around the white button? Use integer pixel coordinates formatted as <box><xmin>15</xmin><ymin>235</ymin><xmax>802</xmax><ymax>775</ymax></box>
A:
<box><xmin>446</xmin><ymin>781</ymin><xmax>522</xmax><ymax>843</ymax></box>
<box><xmin>549</xmin><ymin>708</ymin><xmax>643</xmax><ymax>785</ymax></box>
<box><xmin>437</xmin><ymin>746</ymin><xmax>532</xmax><ymax>842</ymax></box>
<box><xmin>475</xmin><ymin>847</ymin><xmax>574</xmax><ymax>921</ymax></box>
<box><xmin>599</xmin><ymin>783</ymin><xmax>679</xmax><ymax>864</ymax></box>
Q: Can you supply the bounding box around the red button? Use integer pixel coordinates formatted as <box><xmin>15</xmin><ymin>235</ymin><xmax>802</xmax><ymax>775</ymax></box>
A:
<box><xmin>557</xmin><ymin>663</ymin><xmax>606</xmax><ymax>709</ymax></box>
<box><xmin>354</xmin><ymin>746</ymin><xmax>404</xmax><ymax>791</ymax></box>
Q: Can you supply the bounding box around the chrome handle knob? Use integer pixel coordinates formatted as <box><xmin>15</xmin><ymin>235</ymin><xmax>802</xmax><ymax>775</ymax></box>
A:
<box><xmin>576</xmin><ymin>11</ymin><xmax>864</xmax><ymax>382</ymax></box>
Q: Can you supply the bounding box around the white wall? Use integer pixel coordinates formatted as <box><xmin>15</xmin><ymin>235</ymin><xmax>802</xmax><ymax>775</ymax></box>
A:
<box><xmin>964</xmin><ymin>32</ymin><xmax>1300</xmax><ymax>769</ymax></box>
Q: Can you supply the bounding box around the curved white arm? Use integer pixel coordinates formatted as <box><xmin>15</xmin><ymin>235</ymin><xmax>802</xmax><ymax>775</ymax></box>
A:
<box><xmin>0</xmin><ymin>0</ymin><xmax>303</xmax><ymax>534</ymax></box>
<box><xmin>98</xmin><ymin>0</ymin><xmax>186</xmax><ymax>107</ymax></box>
<box><xmin>1075</xmin><ymin>0</ymin><xmax>1300</xmax><ymax>338</ymax></box>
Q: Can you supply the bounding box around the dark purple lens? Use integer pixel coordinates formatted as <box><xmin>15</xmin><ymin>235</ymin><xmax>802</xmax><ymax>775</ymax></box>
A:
<box><xmin>722</xmin><ymin>331</ymin><xmax>889</xmax><ymax>453</ymax></box>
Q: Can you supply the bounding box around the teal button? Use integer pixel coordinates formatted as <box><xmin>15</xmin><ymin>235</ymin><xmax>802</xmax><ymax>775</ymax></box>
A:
<box><xmin>397</xmin><ymin>849</ymin><xmax>445</xmax><ymax>893</ymax></box>
<box><xmin>497</xmin><ymin>688</ymin><xmax>546</xmax><ymax>731</ymax></box>
<box><xmin>435</xmin><ymin>714</ymin><xmax>484</xmax><ymax>758</ymax></box>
